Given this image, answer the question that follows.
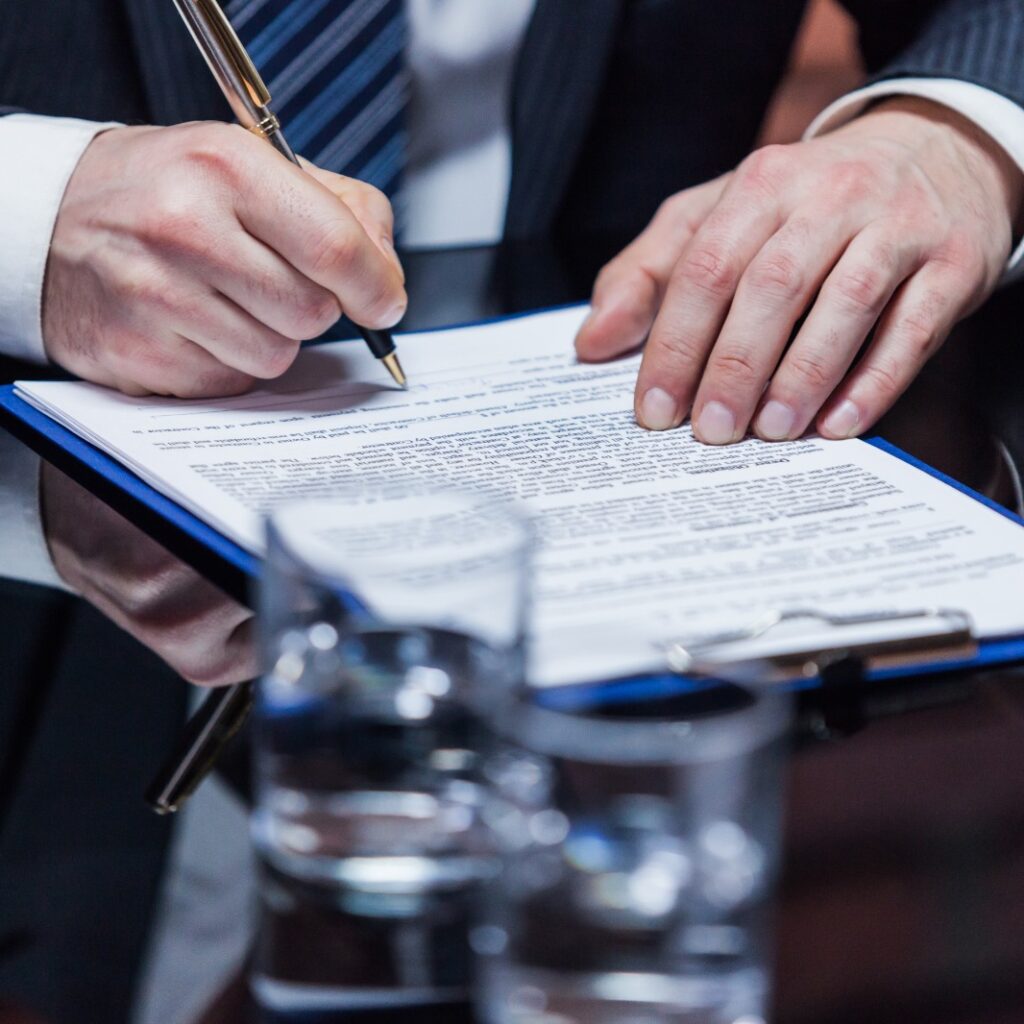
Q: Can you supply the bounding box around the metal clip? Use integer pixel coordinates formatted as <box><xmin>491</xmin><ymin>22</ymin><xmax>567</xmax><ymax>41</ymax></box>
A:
<box><xmin>665</xmin><ymin>607</ymin><xmax>977</xmax><ymax>684</ymax></box>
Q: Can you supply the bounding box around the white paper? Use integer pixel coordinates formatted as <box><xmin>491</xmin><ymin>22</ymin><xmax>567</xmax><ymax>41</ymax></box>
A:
<box><xmin>18</xmin><ymin>306</ymin><xmax>1024</xmax><ymax>687</ymax></box>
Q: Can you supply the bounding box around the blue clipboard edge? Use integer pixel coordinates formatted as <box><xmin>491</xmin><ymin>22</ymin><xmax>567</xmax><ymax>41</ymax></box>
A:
<box><xmin>3</xmin><ymin>307</ymin><xmax>1024</xmax><ymax>702</ymax></box>
<box><xmin>0</xmin><ymin>385</ymin><xmax>258</xmax><ymax>605</ymax></box>
<box><xmin>0</xmin><ymin>304</ymin><xmax>588</xmax><ymax>605</ymax></box>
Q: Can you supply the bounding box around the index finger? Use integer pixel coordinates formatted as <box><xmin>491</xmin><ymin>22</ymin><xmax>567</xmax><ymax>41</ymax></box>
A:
<box><xmin>232</xmin><ymin>144</ymin><xmax>406</xmax><ymax>329</ymax></box>
<box><xmin>633</xmin><ymin>177</ymin><xmax>783</xmax><ymax>431</ymax></box>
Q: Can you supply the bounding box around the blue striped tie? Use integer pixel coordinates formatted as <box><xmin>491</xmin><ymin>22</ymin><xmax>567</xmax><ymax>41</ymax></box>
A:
<box><xmin>225</xmin><ymin>0</ymin><xmax>408</xmax><ymax>201</ymax></box>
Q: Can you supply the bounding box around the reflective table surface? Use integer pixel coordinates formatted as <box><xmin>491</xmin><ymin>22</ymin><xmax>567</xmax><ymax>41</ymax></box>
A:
<box><xmin>2</xmin><ymin>238</ymin><xmax>1024</xmax><ymax>1024</ymax></box>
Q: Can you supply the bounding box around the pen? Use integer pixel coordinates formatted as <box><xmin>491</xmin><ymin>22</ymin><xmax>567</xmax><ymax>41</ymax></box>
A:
<box><xmin>146</xmin><ymin>682</ymin><xmax>253</xmax><ymax>814</ymax></box>
<box><xmin>170</xmin><ymin>0</ymin><xmax>407</xmax><ymax>389</ymax></box>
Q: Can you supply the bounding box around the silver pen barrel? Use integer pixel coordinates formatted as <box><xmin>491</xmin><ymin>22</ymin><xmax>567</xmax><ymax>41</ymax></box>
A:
<box><xmin>170</xmin><ymin>0</ymin><xmax>280</xmax><ymax>139</ymax></box>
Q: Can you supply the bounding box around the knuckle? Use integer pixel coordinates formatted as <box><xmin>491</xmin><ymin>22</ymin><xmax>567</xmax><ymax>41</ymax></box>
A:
<box><xmin>678</xmin><ymin>245</ymin><xmax>738</xmax><ymax>297</ymax></box>
<box><xmin>826</xmin><ymin>160</ymin><xmax>877</xmax><ymax>203</ymax></box>
<box><xmin>256</xmin><ymin>337</ymin><xmax>302</xmax><ymax>378</ymax></box>
<box><xmin>738</xmin><ymin>145</ymin><xmax>790</xmax><ymax>194</ymax></box>
<box><xmin>182</xmin><ymin>124</ymin><xmax>245</xmax><ymax>181</ymax></box>
<box><xmin>861</xmin><ymin>359</ymin><xmax>903</xmax><ymax>400</ymax></box>
<box><xmin>176</xmin><ymin>368</ymin><xmax>254</xmax><ymax>399</ymax></box>
<box><xmin>107</xmin><ymin>326</ymin><xmax>144</xmax><ymax>365</ymax></box>
<box><xmin>708</xmin><ymin>348</ymin><xmax>760</xmax><ymax>388</ymax></box>
<box><xmin>346</xmin><ymin>181</ymin><xmax>394</xmax><ymax>226</ymax></box>
<box><xmin>115</xmin><ymin>266</ymin><xmax>172</xmax><ymax>314</ymax></box>
<box><xmin>786</xmin><ymin>351</ymin><xmax>833</xmax><ymax>391</ymax></box>
<box><xmin>779</xmin><ymin>215</ymin><xmax>815</xmax><ymax>247</ymax></box>
<box><xmin>142</xmin><ymin>191</ymin><xmax>206</xmax><ymax>248</ymax></box>
<box><xmin>309</xmin><ymin>219</ymin><xmax>358</xmax><ymax>278</ymax></box>
<box><xmin>654</xmin><ymin>191</ymin><xmax>700</xmax><ymax>235</ymax></box>
<box><xmin>868</xmin><ymin>240</ymin><xmax>899</xmax><ymax>276</ymax></box>
<box><xmin>296</xmin><ymin>291</ymin><xmax>342</xmax><ymax>338</ymax></box>
<box><xmin>116</xmin><ymin>344</ymin><xmax>194</xmax><ymax>394</ymax></box>
<box><xmin>359</xmin><ymin>182</ymin><xmax>390</xmax><ymax>214</ymax></box>
<box><xmin>655</xmin><ymin>192</ymin><xmax>686</xmax><ymax>221</ymax></box>
<box><xmin>895</xmin><ymin>307</ymin><xmax>943</xmax><ymax>359</ymax></box>
<box><xmin>933</xmin><ymin>231</ymin><xmax>982</xmax><ymax>273</ymax></box>
<box><xmin>649</xmin><ymin>329</ymin><xmax>706</xmax><ymax>371</ymax></box>
<box><xmin>832</xmin><ymin>264</ymin><xmax>889</xmax><ymax>317</ymax></box>
<box><xmin>117</xmin><ymin>574</ymin><xmax>167</xmax><ymax>619</ymax></box>
<box><xmin>748</xmin><ymin>249</ymin><xmax>805</xmax><ymax>302</ymax></box>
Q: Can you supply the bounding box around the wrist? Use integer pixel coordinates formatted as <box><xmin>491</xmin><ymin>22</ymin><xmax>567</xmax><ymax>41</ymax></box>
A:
<box><xmin>858</xmin><ymin>95</ymin><xmax>1024</xmax><ymax>233</ymax></box>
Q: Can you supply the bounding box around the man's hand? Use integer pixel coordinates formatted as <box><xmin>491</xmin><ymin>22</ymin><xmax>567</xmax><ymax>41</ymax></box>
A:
<box><xmin>43</xmin><ymin>122</ymin><xmax>406</xmax><ymax>398</ymax></box>
<box><xmin>576</xmin><ymin>98</ymin><xmax>1024</xmax><ymax>443</ymax></box>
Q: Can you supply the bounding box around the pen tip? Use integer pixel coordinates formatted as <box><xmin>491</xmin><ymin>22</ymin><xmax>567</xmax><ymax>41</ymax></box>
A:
<box><xmin>382</xmin><ymin>352</ymin><xmax>408</xmax><ymax>389</ymax></box>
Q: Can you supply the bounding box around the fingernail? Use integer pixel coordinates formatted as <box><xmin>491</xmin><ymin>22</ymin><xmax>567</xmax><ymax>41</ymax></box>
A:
<box><xmin>823</xmin><ymin>399</ymin><xmax>861</xmax><ymax>438</ymax></box>
<box><xmin>756</xmin><ymin>400</ymin><xmax>797</xmax><ymax>441</ymax></box>
<box><xmin>638</xmin><ymin>387</ymin><xmax>679</xmax><ymax>431</ymax></box>
<box><xmin>695</xmin><ymin>401</ymin><xmax>736</xmax><ymax>445</ymax></box>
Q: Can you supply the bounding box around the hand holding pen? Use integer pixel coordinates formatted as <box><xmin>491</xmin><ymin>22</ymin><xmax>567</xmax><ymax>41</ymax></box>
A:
<box><xmin>172</xmin><ymin>0</ymin><xmax>407</xmax><ymax>386</ymax></box>
<box><xmin>41</xmin><ymin>16</ymin><xmax>407</xmax><ymax>399</ymax></box>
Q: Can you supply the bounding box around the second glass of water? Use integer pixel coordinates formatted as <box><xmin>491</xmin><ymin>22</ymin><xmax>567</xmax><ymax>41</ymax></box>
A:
<box><xmin>475</xmin><ymin>685</ymin><xmax>791</xmax><ymax>1024</ymax></box>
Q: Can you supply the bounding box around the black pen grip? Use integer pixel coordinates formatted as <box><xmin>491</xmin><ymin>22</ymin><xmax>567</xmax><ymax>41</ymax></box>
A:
<box><xmin>358</xmin><ymin>326</ymin><xmax>397</xmax><ymax>359</ymax></box>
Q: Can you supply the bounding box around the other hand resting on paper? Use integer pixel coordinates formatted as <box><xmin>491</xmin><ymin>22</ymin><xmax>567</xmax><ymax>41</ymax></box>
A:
<box><xmin>575</xmin><ymin>98</ymin><xmax>1023</xmax><ymax>444</ymax></box>
<box><xmin>42</xmin><ymin>123</ymin><xmax>407</xmax><ymax>398</ymax></box>
<box><xmin>41</xmin><ymin>463</ymin><xmax>256</xmax><ymax>687</ymax></box>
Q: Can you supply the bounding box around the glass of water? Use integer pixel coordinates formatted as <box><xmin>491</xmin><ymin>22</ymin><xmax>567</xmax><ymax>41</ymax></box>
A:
<box><xmin>474</xmin><ymin>684</ymin><xmax>792</xmax><ymax>1024</ymax></box>
<box><xmin>251</xmin><ymin>482</ymin><xmax>530</xmax><ymax>1014</ymax></box>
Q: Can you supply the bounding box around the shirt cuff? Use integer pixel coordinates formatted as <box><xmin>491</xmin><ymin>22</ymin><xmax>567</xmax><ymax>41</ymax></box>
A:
<box><xmin>0</xmin><ymin>429</ymin><xmax>70</xmax><ymax>591</ymax></box>
<box><xmin>805</xmin><ymin>79</ymin><xmax>1024</xmax><ymax>283</ymax></box>
<box><xmin>0</xmin><ymin>114</ymin><xmax>121</xmax><ymax>362</ymax></box>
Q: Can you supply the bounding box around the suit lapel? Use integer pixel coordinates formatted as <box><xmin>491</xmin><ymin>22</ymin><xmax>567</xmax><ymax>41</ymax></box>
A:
<box><xmin>120</xmin><ymin>0</ymin><xmax>229</xmax><ymax>125</ymax></box>
<box><xmin>504</xmin><ymin>0</ymin><xmax>622</xmax><ymax>238</ymax></box>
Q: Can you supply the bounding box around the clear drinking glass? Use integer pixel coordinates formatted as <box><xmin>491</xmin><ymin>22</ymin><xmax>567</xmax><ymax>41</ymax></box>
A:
<box><xmin>474</xmin><ymin>685</ymin><xmax>792</xmax><ymax>1024</ymax></box>
<box><xmin>250</xmin><ymin>483</ymin><xmax>531</xmax><ymax>1013</ymax></box>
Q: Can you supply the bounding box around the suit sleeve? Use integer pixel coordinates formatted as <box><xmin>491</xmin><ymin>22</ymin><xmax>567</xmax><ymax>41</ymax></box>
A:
<box><xmin>842</xmin><ymin>0</ymin><xmax>1024</xmax><ymax>107</ymax></box>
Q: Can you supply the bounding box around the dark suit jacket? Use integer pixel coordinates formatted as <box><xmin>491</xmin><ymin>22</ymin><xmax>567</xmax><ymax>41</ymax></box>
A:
<box><xmin>0</xmin><ymin>579</ymin><xmax>188</xmax><ymax>1024</ymax></box>
<box><xmin>1</xmin><ymin>0</ymin><xmax>1024</xmax><ymax>242</ymax></box>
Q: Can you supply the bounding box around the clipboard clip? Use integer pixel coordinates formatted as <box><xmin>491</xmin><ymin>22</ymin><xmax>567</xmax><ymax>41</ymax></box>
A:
<box><xmin>664</xmin><ymin>606</ymin><xmax>978</xmax><ymax>685</ymax></box>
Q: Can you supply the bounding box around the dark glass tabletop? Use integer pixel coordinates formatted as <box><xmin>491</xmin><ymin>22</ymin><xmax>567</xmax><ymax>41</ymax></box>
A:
<box><xmin>2</xmin><ymin>238</ymin><xmax>1024</xmax><ymax>1024</ymax></box>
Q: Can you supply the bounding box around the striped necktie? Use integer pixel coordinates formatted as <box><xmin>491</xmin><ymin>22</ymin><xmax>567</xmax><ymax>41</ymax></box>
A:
<box><xmin>225</xmin><ymin>0</ymin><xmax>409</xmax><ymax>201</ymax></box>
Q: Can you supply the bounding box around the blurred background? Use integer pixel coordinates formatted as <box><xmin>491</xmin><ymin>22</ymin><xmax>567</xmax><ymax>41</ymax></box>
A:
<box><xmin>761</xmin><ymin>0</ymin><xmax>864</xmax><ymax>144</ymax></box>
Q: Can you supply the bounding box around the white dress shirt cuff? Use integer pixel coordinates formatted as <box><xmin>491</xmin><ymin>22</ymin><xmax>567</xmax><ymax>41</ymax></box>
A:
<box><xmin>0</xmin><ymin>114</ymin><xmax>121</xmax><ymax>362</ymax></box>
<box><xmin>0</xmin><ymin>430</ymin><xmax>69</xmax><ymax>591</ymax></box>
<box><xmin>806</xmin><ymin>79</ymin><xmax>1024</xmax><ymax>283</ymax></box>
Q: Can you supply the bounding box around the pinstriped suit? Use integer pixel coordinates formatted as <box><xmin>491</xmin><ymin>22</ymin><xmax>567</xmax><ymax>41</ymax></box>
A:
<box><xmin>1</xmin><ymin>0</ymin><xmax>1023</xmax><ymax>241</ymax></box>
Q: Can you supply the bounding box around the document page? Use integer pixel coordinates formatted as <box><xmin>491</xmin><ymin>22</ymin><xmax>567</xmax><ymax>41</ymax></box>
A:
<box><xmin>18</xmin><ymin>306</ymin><xmax>1024</xmax><ymax>686</ymax></box>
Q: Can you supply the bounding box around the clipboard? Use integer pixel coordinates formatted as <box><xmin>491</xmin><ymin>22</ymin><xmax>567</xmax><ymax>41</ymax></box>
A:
<box><xmin>4</xmin><ymin>322</ymin><xmax>1024</xmax><ymax>698</ymax></box>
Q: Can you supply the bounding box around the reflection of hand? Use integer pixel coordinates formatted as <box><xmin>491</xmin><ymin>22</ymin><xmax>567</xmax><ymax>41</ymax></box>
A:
<box><xmin>43</xmin><ymin>123</ymin><xmax>406</xmax><ymax>398</ymax></box>
<box><xmin>41</xmin><ymin>464</ymin><xmax>256</xmax><ymax>687</ymax></box>
<box><xmin>576</xmin><ymin>98</ymin><xmax>1023</xmax><ymax>444</ymax></box>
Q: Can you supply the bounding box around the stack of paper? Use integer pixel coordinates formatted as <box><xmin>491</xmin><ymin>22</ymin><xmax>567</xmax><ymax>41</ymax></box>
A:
<box><xmin>18</xmin><ymin>307</ymin><xmax>1024</xmax><ymax>687</ymax></box>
